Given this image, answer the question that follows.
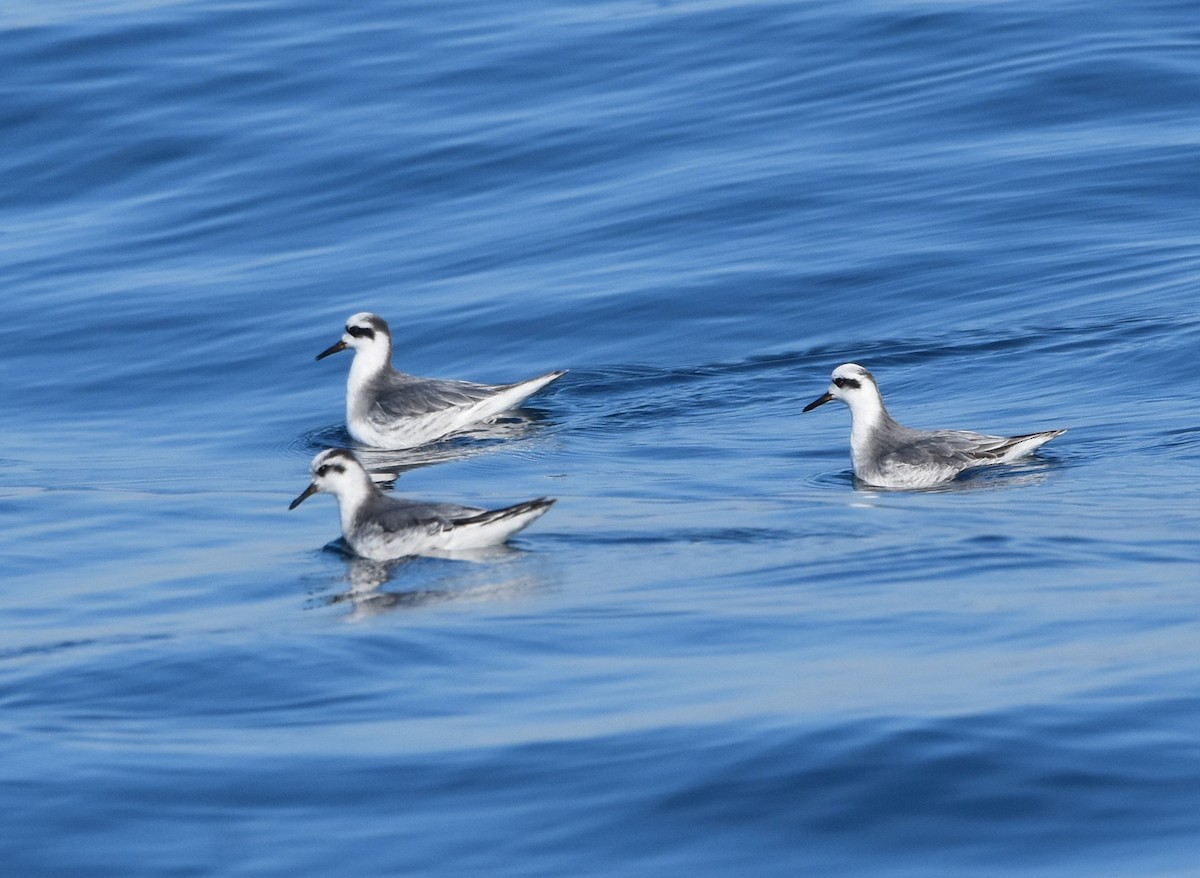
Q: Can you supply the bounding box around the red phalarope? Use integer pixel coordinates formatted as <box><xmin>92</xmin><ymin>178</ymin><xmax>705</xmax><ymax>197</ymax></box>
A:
<box><xmin>804</xmin><ymin>363</ymin><xmax>1065</xmax><ymax>489</ymax></box>
<box><xmin>289</xmin><ymin>448</ymin><xmax>555</xmax><ymax>560</ymax></box>
<box><xmin>317</xmin><ymin>312</ymin><xmax>565</xmax><ymax>449</ymax></box>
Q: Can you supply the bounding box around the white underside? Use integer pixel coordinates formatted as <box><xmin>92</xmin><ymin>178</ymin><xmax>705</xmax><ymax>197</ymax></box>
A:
<box><xmin>347</xmin><ymin>506</ymin><xmax>551</xmax><ymax>561</ymax></box>
<box><xmin>854</xmin><ymin>460</ymin><xmax>961</xmax><ymax>490</ymax></box>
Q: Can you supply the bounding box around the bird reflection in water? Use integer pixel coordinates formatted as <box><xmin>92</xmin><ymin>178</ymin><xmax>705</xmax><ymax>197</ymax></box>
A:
<box><xmin>313</xmin><ymin>539</ymin><xmax>552</xmax><ymax>620</ymax></box>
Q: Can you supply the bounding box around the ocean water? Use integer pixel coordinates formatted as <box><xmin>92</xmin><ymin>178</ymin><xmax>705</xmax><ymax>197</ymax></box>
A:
<box><xmin>2</xmin><ymin>0</ymin><xmax>1199</xmax><ymax>874</ymax></box>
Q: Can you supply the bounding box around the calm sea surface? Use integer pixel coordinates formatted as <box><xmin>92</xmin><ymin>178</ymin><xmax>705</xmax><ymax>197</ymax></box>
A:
<box><xmin>2</xmin><ymin>1</ymin><xmax>1199</xmax><ymax>875</ymax></box>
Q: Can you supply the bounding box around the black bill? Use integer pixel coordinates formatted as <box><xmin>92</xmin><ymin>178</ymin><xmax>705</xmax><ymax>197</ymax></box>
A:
<box><xmin>803</xmin><ymin>391</ymin><xmax>834</xmax><ymax>413</ymax></box>
<box><xmin>289</xmin><ymin>482</ymin><xmax>319</xmax><ymax>509</ymax></box>
<box><xmin>315</xmin><ymin>339</ymin><xmax>347</xmax><ymax>361</ymax></box>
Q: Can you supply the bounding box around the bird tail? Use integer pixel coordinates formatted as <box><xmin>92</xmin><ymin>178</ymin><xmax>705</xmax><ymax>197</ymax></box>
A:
<box><xmin>472</xmin><ymin>371</ymin><xmax>566</xmax><ymax>421</ymax></box>
<box><xmin>994</xmin><ymin>428</ymin><xmax>1066</xmax><ymax>462</ymax></box>
<box><xmin>452</xmin><ymin>497</ymin><xmax>556</xmax><ymax>528</ymax></box>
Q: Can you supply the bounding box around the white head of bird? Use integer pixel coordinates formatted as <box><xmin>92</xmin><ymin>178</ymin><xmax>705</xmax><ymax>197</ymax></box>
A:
<box><xmin>316</xmin><ymin>312</ymin><xmax>394</xmax><ymax>381</ymax></box>
<box><xmin>289</xmin><ymin>448</ymin><xmax>376</xmax><ymax>530</ymax></box>
<box><xmin>803</xmin><ymin>363</ymin><xmax>888</xmax><ymax>421</ymax></box>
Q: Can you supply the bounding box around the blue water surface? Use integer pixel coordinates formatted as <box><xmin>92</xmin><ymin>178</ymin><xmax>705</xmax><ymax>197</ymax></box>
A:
<box><xmin>2</xmin><ymin>0</ymin><xmax>1199</xmax><ymax>875</ymax></box>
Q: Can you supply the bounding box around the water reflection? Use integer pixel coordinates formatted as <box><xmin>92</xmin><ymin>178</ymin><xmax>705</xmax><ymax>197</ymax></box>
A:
<box><xmin>293</xmin><ymin>410</ymin><xmax>556</xmax><ymax>478</ymax></box>
<box><xmin>315</xmin><ymin>540</ymin><xmax>553</xmax><ymax>620</ymax></box>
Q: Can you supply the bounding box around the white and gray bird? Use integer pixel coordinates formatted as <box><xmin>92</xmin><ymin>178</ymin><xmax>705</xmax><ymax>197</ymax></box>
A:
<box><xmin>289</xmin><ymin>448</ymin><xmax>555</xmax><ymax>560</ymax></box>
<box><xmin>317</xmin><ymin>312</ymin><xmax>565</xmax><ymax>449</ymax></box>
<box><xmin>803</xmin><ymin>363</ymin><xmax>1065</xmax><ymax>489</ymax></box>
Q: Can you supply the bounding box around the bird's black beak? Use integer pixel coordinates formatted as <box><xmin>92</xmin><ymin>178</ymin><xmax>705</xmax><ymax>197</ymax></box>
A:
<box><xmin>289</xmin><ymin>483</ymin><xmax>319</xmax><ymax>510</ymax></box>
<box><xmin>803</xmin><ymin>391</ymin><xmax>834</xmax><ymax>413</ymax></box>
<box><xmin>315</xmin><ymin>339</ymin><xmax>347</xmax><ymax>361</ymax></box>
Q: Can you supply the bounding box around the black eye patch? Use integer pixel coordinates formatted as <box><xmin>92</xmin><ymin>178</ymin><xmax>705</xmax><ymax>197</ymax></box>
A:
<box><xmin>316</xmin><ymin>463</ymin><xmax>345</xmax><ymax>477</ymax></box>
<box><xmin>833</xmin><ymin>377</ymin><xmax>861</xmax><ymax>390</ymax></box>
<box><xmin>346</xmin><ymin>325</ymin><xmax>375</xmax><ymax>340</ymax></box>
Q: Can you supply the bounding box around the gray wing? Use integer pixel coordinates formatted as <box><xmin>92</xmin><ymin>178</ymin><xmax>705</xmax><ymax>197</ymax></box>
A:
<box><xmin>883</xmin><ymin>427</ymin><xmax>1017</xmax><ymax>468</ymax></box>
<box><xmin>369</xmin><ymin>372</ymin><xmax>500</xmax><ymax>420</ymax></box>
<box><xmin>359</xmin><ymin>494</ymin><xmax>486</xmax><ymax>536</ymax></box>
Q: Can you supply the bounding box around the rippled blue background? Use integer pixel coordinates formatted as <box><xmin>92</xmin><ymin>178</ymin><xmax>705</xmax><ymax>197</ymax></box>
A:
<box><xmin>3</xmin><ymin>1</ymin><xmax>1199</xmax><ymax>875</ymax></box>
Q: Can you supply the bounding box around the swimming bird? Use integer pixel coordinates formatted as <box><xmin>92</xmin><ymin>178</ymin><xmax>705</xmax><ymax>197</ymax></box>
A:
<box><xmin>317</xmin><ymin>312</ymin><xmax>565</xmax><ymax>449</ymax></box>
<box><xmin>289</xmin><ymin>448</ymin><xmax>555</xmax><ymax>560</ymax></box>
<box><xmin>803</xmin><ymin>363</ymin><xmax>1065</xmax><ymax>489</ymax></box>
